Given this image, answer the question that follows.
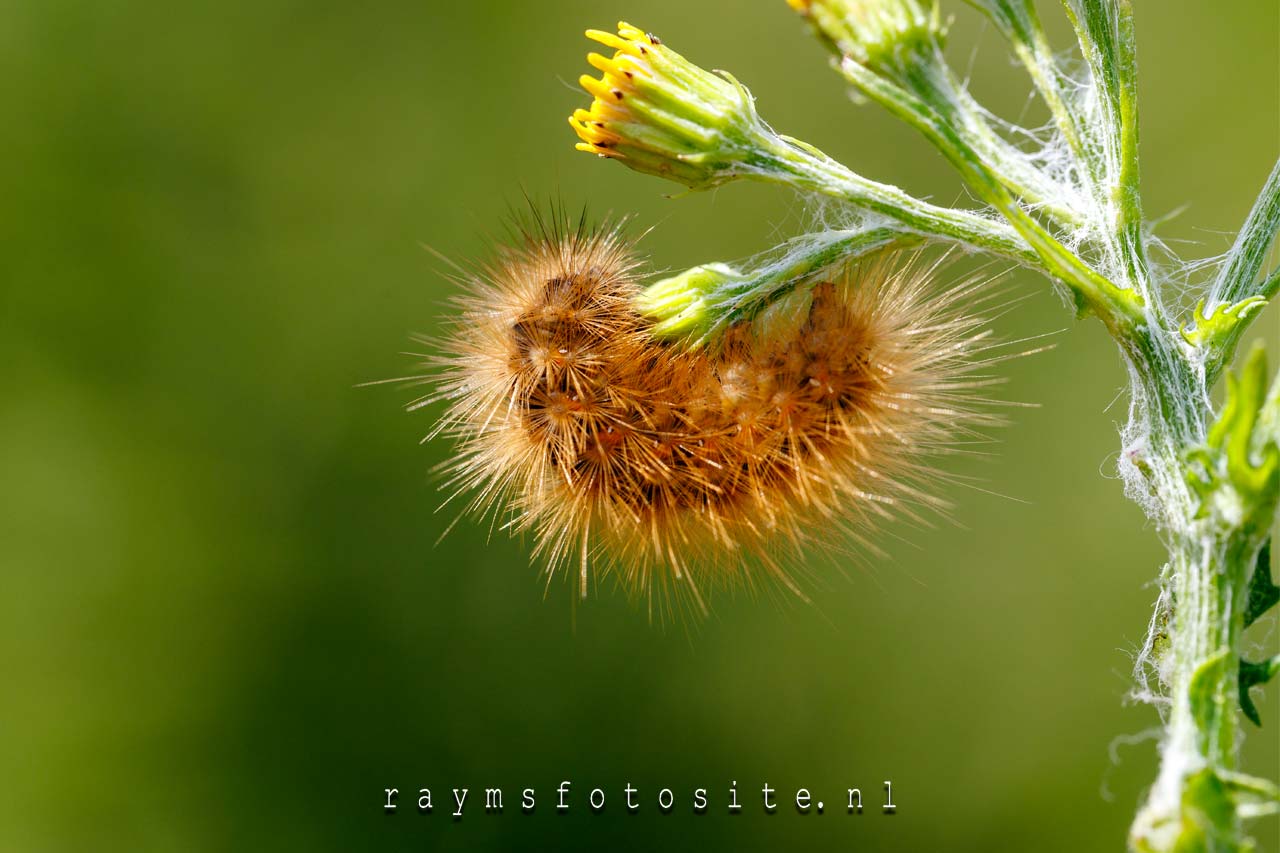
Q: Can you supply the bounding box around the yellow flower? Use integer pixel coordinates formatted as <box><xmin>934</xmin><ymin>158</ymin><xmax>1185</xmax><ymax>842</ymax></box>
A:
<box><xmin>569</xmin><ymin>22</ymin><xmax>780</xmax><ymax>189</ymax></box>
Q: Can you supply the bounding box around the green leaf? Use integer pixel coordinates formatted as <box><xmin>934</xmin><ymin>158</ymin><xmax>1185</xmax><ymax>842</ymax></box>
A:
<box><xmin>1244</xmin><ymin>539</ymin><xmax>1278</xmax><ymax>629</ymax></box>
<box><xmin>1060</xmin><ymin>0</ymin><xmax>1145</xmax><ymax>285</ymax></box>
<box><xmin>1190</xmin><ymin>342</ymin><xmax>1280</xmax><ymax>532</ymax></box>
<box><xmin>1238</xmin><ymin>654</ymin><xmax>1279</xmax><ymax>727</ymax></box>
<box><xmin>1188</xmin><ymin>650</ymin><xmax>1230</xmax><ymax>752</ymax></box>
<box><xmin>1179</xmin><ymin>297</ymin><xmax>1267</xmax><ymax>349</ymax></box>
<box><xmin>1174</xmin><ymin>768</ymin><xmax>1237</xmax><ymax>853</ymax></box>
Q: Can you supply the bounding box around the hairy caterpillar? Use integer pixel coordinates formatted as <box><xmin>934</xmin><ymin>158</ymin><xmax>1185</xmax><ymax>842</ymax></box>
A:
<box><xmin>422</xmin><ymin>212</ymin><xmax>1005</xmax><ymax>614</ymax></box>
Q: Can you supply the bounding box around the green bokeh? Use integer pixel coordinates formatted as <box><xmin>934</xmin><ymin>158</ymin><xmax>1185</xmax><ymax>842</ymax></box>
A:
<box><xmin>3</xmin><ymin>1</ymin><xmax>1277</xmax><ymax>850</ymax></box>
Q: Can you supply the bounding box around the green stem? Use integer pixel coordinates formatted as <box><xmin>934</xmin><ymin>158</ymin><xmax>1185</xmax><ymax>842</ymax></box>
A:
<box><xmin>882</xmin><ymin>53</ymin><xmax>1084</xmax><ymax>228</ymax></box>
<box><xmin>834</xmin><ymin>58</ymin><xmax>1147</xmax><ymax>337</ymax></box>
<box><xmin>771</xmin><ymin>5</ymin><xmax>1275</xmax><ymax>851</ymax></box>
<box><xmin>639</xmin><ymin>226</ymin><xmax>923</xmax><ymax>341</ymax></box>
<box><xmin>1261</xmin><ymin>267</ymin><xmax>1280</xmax><ymax>303</ymax></box>
<box><xmin>1113</xmin><ymin>0</ymin><xmax>1148</xmax><ymax>288</ymax></box>
<box><xmin>707</xmin><ymin>227</ymin><xmax>918</xmax><ymax>329</ymax></box>
<box><xmin>751</xmin><ymin>136</ymin><xmax>1040</xmax><ymax>265</ymax></box>
<box><xmin>1132</xmin><ymin>529</ymin><xmax>1256</xmax><ymax>853</ymax></box>
<box><xmin>968</xmin><ymin>0</ymin><xmax>1093</xmax><ymax>178</ymax></box>
<box><xmin>1204</xmin><ymin>157</ymin><xmax>1280</xmax><ymax>379</ymax></box>
<box><xmin>1061</xmin><ymin>0</ymin><xmax>1155</xmax><ymax>301</ymax></box>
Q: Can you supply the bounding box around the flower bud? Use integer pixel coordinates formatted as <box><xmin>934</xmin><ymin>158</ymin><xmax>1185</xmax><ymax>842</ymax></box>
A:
<box><xmin>569</xmin><ymin>22</ymin><xmax>781</xmax><ymax>189</ymax></box>
<box><xmin>636</xmin><ymin>262</ymin><xmax>742</xmax><ymax>339</ymax></box>
<box><xmin>787</xmin><ymin>0</ymin><xmax>945</xmax><ymax>73</ymax></box>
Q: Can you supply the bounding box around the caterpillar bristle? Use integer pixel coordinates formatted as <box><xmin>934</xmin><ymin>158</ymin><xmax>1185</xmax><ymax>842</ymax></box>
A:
<box><xmin>423</xmin><ymin>214</ymin><xmax>1007</xmax><ymax>617</ymax></box>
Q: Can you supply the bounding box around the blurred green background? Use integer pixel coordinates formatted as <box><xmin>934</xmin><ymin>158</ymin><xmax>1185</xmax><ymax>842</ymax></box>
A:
<box><xmin>3</xmin><ymin>1</ymin><xmax>1277</xmax><ymax>850</ymax></box>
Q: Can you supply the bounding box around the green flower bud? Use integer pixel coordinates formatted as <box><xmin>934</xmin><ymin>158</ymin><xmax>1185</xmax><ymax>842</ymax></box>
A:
<box><xmin>787</xmin><ymin>0</ymin><xmax>946</xmax><ymax>73</ymax></box>
<box><xmin>635</xmin><ymin>263</ymin><xmax>742</xmax><ymax>339</ymax></box>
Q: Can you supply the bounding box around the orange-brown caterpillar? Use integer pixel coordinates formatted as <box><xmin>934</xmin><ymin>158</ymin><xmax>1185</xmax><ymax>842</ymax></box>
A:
<box><xmin>423</xmin><ymin>214</ymin><xmax>1003</xmax><ymax>614</ymax></box>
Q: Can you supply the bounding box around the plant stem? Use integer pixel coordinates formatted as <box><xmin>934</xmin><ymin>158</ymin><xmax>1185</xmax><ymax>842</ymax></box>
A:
<box><xmin>753</xmin><ymin>136</ymin><xmax>1041</xmax><ymax>265</ymax></box>
<box><xmin>1214</xmin><ymin>157</ymin><xmax>1280</xmax><ymax>304</ymax></box>
<box><xmin>1126</xmin><ymin>332</ymin><xmax>1273</xmax><ymax>853</ymax></box>
<box><xmin>969</xmin><ymin>0</ymin><xmax>1093</xmax><ymax>178</ymax></box>
<box><xmin>831</xmin><ymin>56</ymin><xmax>1149</xmax><ymax>336</ymax></box>
<box><xmin>1132</xmin><ymin>527</ymin><xmax>1256</xmax><ymax>852</ymax></box>
<box><xmin>579</xmin><ymin>12</ymin><xmax>1280</xmax><ymax>847</ymax></box>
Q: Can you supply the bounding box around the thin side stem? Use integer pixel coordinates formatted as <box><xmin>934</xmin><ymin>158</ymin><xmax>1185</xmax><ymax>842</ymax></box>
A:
<box><xmin>834</xmin><ymin>59</ymin><xmax>1146</xmax><ymax>336</ymax></box>
<box><xmin>754</xmin><ymin>136</ymin><xmax>1040</xmax><ymax>264</ymax></box>
<box><xmin>704</xmin><ymin>227</ymin><xmax>922</xmax><ymax>335</ymax></box>
<box><xmin>968</xmin><ymin>0</ymin><xmax>1093</xmax><ymax>176</ymax></box>
<box><xmin>1211</xmin><ymin>157</ymin><xmax>1280</xmax><ymax>309</ymax></box>
<box><xmin>1061</xmin><ymin>0</ymin><xmax>1156</xmax><ymax>309</ymax></box>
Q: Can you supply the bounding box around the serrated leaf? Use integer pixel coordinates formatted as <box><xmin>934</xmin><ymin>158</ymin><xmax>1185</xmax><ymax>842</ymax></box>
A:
<box><xmin>1180</xmin><ymin>297</ymin><xmax>1268</xmax><ymax>348</ymax></box>
<box><xmin>1190</xmin><ymin>343</ymin><xmax>1280</xmax><ymax>533</ymax></box>
<box><xmin>1239</xmin><ymin>655</ymin><xmax>1280</xmax><ymax>727</ymax></box>
<box><xmin>1244</xmin><ymin>539</ymin><xmax>1278</xmax><ymax>629</ymax></box>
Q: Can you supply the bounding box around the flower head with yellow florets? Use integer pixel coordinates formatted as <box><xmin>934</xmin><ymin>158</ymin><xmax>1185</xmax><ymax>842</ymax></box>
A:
<box><xmin>569</xmin><ymin>22</ymin><xmax>788</xmax><ymax>190</ymax></box>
